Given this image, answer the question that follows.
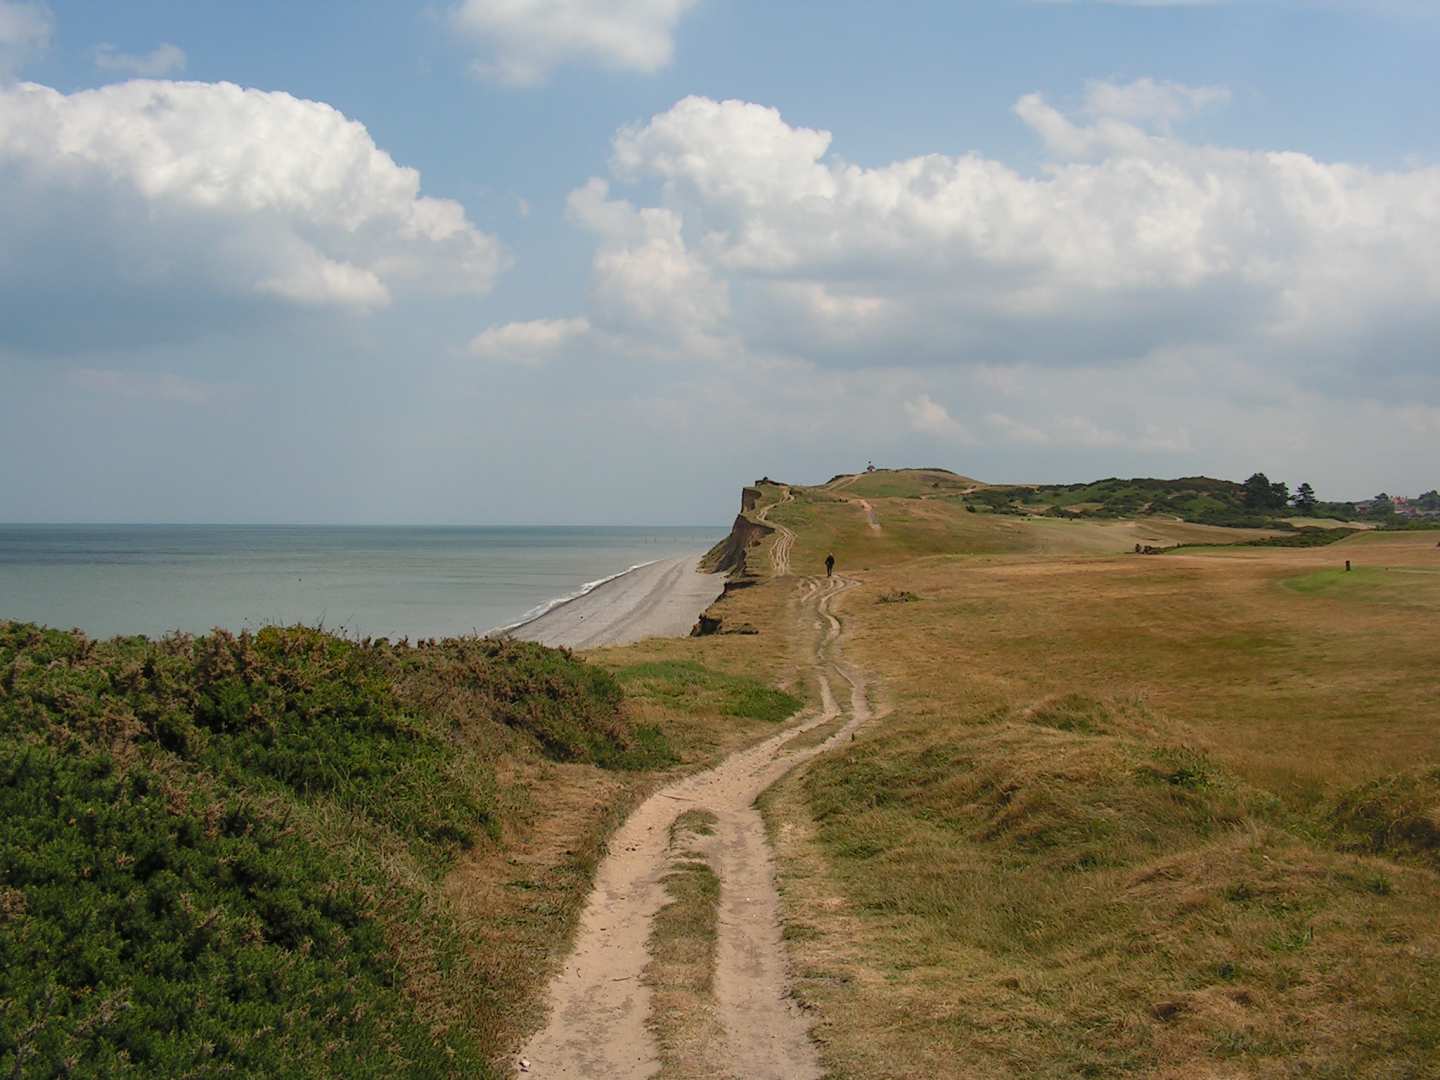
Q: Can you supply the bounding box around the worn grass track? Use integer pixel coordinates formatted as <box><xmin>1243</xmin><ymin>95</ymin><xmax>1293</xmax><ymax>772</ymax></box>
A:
<box><xmin>515</xmin><ymin>573</ymin><xmax>874</xmax><ymax>1078</ymax></box>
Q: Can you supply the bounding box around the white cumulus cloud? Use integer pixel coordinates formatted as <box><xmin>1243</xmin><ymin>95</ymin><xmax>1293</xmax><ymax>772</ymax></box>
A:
<box><xmin>451</xmin><ymin>0</ymin><xmax>699</xmax><ymax>86</ymax></box>
<box><xmin>0</xmin><ymin>79</ymin><xmax>506</xmax><ymax>346</ymax></box>
<box><xmin>496</xmin><ymin>85</ymin><xmax>1440</xmax><ymax>495</ymax></box>
<box><xmin>94</xmin><ymin>42</ymin><xmax>187</xmax><ymax>77</ymax></box>
<box><xmin>566</xmin><ymin>177</ymin><xmax>730</xmax><ymax>343</ymax></box>
<box><xmin>570</xmin><ymin>89</ymin><xmax>1440</xmax><ymax>378</ymax></box>
<box><xmin>468</xmin><ymin>316</ymin><xmax>592</xmax><ymax>364</ymax></box>
<box><xmin>0</xmin><ymin>0</ymin><xmax>50</xmax><ymax>80</ymax></box>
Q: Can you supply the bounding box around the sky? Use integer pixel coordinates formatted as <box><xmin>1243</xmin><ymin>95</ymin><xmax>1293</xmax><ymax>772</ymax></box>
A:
<box><xmin>0</xmin><ymin>0</ymin><xmax>1436</xmax><ymax>524</ymax></box>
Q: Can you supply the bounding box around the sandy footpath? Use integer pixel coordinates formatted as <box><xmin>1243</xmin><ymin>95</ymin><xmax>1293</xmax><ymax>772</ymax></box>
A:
<box><xmin>516</xmin><ymin>575</ymin><xmax>868</xmax><ymax>1078</ymax></box>
<box><xmin>508</xmin><ymin>554</ymin><xmax>724</xmax><ymax>650</ymax></box>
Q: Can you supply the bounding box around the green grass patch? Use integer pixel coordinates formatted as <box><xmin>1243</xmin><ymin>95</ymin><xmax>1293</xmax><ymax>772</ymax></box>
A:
<box><xmin>616</xmin><ymin>660</ymin><xmax>801</xmax><ymax>724</ymax></box>
<box><xmin>1283</xmin><ymin>566</ymin><xmax>1440</xmax><ymax>608</ymax></box>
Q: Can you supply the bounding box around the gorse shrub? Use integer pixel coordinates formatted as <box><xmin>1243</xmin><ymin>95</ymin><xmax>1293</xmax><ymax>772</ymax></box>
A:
<box><xmin>400</xmin><ymin>636</ymin><xmax>630</xmax><ymax>766</ymax></box>
<box><xmin>0</xmin><ymin>744</ymin><xmax>445</xmax><ymax>1077</ymax></box>
<box><xmin>0</xmin><ymin>620</ymin><xmax>649</xmax><ymax>1078</ymax></box>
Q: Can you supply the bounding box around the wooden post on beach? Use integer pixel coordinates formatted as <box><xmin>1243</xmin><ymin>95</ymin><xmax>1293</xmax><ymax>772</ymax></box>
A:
<box><xmin>1345</xmin><ymin>560</ymin><xmax>1352</xmax><ymax>572</ymax></box>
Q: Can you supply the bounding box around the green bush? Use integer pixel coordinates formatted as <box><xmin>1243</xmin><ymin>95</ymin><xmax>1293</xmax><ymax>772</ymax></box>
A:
<box><xmin>0</xmin><ymin>741</ymin><xmax>477</xmax><ymax>1077</ymax></box>
<box><xmin>1169</xmin><ymin>527</ymin><xmax>1362</xmax><ymax>553</ymax></box>
<box><xmin>0</xmin><ymin>620</ymin><xmax>646</xmax><ymax>1077</ymax></box>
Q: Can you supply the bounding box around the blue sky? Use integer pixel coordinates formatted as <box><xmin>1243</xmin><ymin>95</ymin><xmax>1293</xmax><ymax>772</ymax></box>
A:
<box><xmin>1</xmin><ymin>0</ymin><xmax>1436</xmax><ymax>523</ymax></box>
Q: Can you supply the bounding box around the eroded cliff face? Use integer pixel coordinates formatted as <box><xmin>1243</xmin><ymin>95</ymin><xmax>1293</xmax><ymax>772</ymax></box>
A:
<box><xmin>694</xmin><ymin>488</ymin><xmax>778</xmax><ymax>636</ymax></box>
<box><xmin>702</xmin><ymin>511</ymin><xmax>774</xmax><ymax>576</ymax></box>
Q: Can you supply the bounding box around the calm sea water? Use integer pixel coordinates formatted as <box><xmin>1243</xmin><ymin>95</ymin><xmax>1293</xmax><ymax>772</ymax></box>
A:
<box><xmin>0</xmin><ymin>525</ymin><xmax>725</xmax><ymax>641</ymax></box>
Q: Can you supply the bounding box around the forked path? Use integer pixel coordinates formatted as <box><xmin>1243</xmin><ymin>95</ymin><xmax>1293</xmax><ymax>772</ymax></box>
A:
<box><xmin>517</xmin><ymin>574</ymin><xmax>871</xmax><ymax>1078</ymax></box>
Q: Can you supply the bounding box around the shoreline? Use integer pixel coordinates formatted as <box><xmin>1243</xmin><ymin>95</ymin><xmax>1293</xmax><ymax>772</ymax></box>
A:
<box><xmin>505</xmin><ymin>553</ymin><xmax>726</xmax><ymax>650</ymax></box>
<box><xmin>489</xmin><ymin>559</ymin><xmax>661</xmax><ymax>637</ymax></box>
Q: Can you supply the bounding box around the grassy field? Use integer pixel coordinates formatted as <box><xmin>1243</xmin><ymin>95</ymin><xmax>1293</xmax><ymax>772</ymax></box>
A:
<box><xmin>768</xmin><ymin>475</ymin><xmax>1284</xmax><ymax>578</ymax></box>
<box><xmin>0</xmin><ymin>616</ymin><xmax>805</xmax><ymax>1078</ymax></box>
<box><xmin>752</xmin><ymin>496</ymin><xmax>1440</xmax><ymax>1077</ymax></box>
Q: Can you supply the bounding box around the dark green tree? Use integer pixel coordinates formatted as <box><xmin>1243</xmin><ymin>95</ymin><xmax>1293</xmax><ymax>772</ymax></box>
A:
<box><xmin>1243</xmin><ymin>472</ymin><xmax>1274</xmax><ymax>510</ymax></box>
<box><xmin>1419</xmin><ymin>490</ymin><xmax>1440</xmax><ymax>512</ymax></box>
<box><xmin>1270</xmin><ymin>480</ymin><xmax>1291</xmax><ymax>509</ymax></box>
<box><xmin>1294</xmin><ymin>482</ymin><xmax>1317</xmax><ymax>515</ymax></box>
<box><xmin>1370</xmin><ymin>493</ymin><xmax>1395</xmax><ymax>517</ymax></box>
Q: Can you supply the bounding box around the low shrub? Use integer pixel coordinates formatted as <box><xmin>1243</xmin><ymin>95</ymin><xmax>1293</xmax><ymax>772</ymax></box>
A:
<box><xmin>0</xmin><ymin>620</ymin><xmax>651</xmax><ymax>1077</ymax></box>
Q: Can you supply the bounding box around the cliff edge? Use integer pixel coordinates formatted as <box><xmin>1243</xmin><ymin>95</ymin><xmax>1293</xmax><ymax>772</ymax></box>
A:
<box><xmin>701</xmin><ymin>485</ymin><xmax>776</xmax><ymax>576</ymax></box>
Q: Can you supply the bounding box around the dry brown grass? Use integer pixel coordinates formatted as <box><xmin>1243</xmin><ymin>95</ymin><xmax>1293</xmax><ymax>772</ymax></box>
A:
<box><xmin>645</xmin><ymin>811</ymin><xmax>729</xmax><ymax>1080</ymax></box>
<box><xmin>845</xmin><ymin>532</ymin><xmax>1440</xmax><ymax>797</ymax></box>
<box><xmin>588</xmin><ymin>573</ymin><xmax>810</xmax><ymax>699</ymax></box>
<box><xmin>768</xmin><ymin>484</ymin><xmax>1283</xmax><ymax>579</ymax></box>
<box><xmin>755</xmin><ymin>519</ymin><xmax>1440</xmax><ymax>1077</ymax></box>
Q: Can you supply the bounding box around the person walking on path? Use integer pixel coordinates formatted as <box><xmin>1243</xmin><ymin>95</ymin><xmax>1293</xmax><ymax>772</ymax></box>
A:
<box><xmin>825</xmin><ymin>553</ymin><xmax>835</xmax><ymax>577</ymax></box>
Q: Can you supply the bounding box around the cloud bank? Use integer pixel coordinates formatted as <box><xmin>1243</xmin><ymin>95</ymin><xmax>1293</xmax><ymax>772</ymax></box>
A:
<box><xmin>0</xmin><ymin>79</ymin><xmax>506</xmax><ymax>347</ymax></box>
<box><xmin>558</xmin><ymin>86</ymin><xmax>1440</xmax><ymax>381</ymax></box>
<box><xmin>470</xmin><ymin>80</ymin><xmax>1439</xmax><ymax>476</ymax></box>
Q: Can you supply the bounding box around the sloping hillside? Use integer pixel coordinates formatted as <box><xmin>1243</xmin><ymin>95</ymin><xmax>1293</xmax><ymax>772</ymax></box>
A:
<box><xmin>0</xmin><ymin>622</ymin><xmax>800</xmax><ymax>1077</ymax></box>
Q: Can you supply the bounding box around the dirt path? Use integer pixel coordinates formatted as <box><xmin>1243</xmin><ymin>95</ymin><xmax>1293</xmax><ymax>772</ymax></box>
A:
<box><xmin>856</xmin><ymin>498</ymin><xmax>881</xmax><ymax>532</ymax></box>
<box><xmin>516</xmin><ymin>574</ymin><xmax>871</xmax><ymax>1078</ymax></box>
<box><xmin>755</xmin><ymin>489</ymin><xmax>797</xmax><ymax>577</ymax></box>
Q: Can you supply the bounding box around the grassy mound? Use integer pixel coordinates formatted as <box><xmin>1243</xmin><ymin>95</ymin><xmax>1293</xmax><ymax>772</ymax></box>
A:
<box><xmin>826</xmin><ymin>469</ymin><xmax>977</xmax><ymax>499</ymax></box>
<box><xmin>805</xmin><ymin>698</ymin><xmax>1262</xmax><ymax>881</ymax></box>
<box><xmin>782</xmin><ymin>698</ymin><xmax>1440</xmax><ymax>1075</ymax></box>
<box><xmin>0</xmin><ymin>621</ymin><xmax>654</xmax><ymax>1078</ymax></box>
<box><xmin>1329</xmin><ymin>768</ymin><xmax>1440</xmax><ymax>869</ymax></box>
<box><xmin>615</xmin><ymin>660</ymin><xmax>801</xmax><ymax>725</ymax></box>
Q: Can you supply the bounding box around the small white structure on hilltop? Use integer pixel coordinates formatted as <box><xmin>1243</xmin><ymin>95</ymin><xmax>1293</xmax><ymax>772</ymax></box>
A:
<box><xmin>866</xmin><ymin>461</ymin><xmax>877</xmax><ymax>473</ymax></box>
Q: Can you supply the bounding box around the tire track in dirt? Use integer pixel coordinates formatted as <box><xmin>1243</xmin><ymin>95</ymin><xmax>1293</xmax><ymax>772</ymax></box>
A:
<box><xmin>755</xmin><ymin>488</ymin><xmax>797</xmax><ymax>578</ymax></box>
<box><xmin>516</xmin><ymin>574</ymin><xmax>871</xmax><ymax>1078</ymax></box>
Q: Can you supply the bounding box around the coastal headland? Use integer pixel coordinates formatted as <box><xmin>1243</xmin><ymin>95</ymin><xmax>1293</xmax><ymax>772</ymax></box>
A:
<box><xmin>515</xmin><ymin>468</ymin><xmax>1440</xmax><ymax>1078</ymax></box>
<box><xmin>6</xmin><ymin>467</ymin><xmax>1439</xmax><ymax>1079</ymax></box>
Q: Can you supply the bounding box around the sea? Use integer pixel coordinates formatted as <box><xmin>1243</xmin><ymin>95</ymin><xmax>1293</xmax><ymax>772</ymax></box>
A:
<box><xmin>0</xmin><ymin>524</ymin><xmax>726</xmax><ymax>641</ymax></box>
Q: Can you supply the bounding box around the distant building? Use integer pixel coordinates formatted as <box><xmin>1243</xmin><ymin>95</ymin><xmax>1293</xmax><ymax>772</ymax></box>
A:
<box><xmin>1358</xmin><ymin>495</ymin><xmax>1433</xmax><ymax>519</ymax></box>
